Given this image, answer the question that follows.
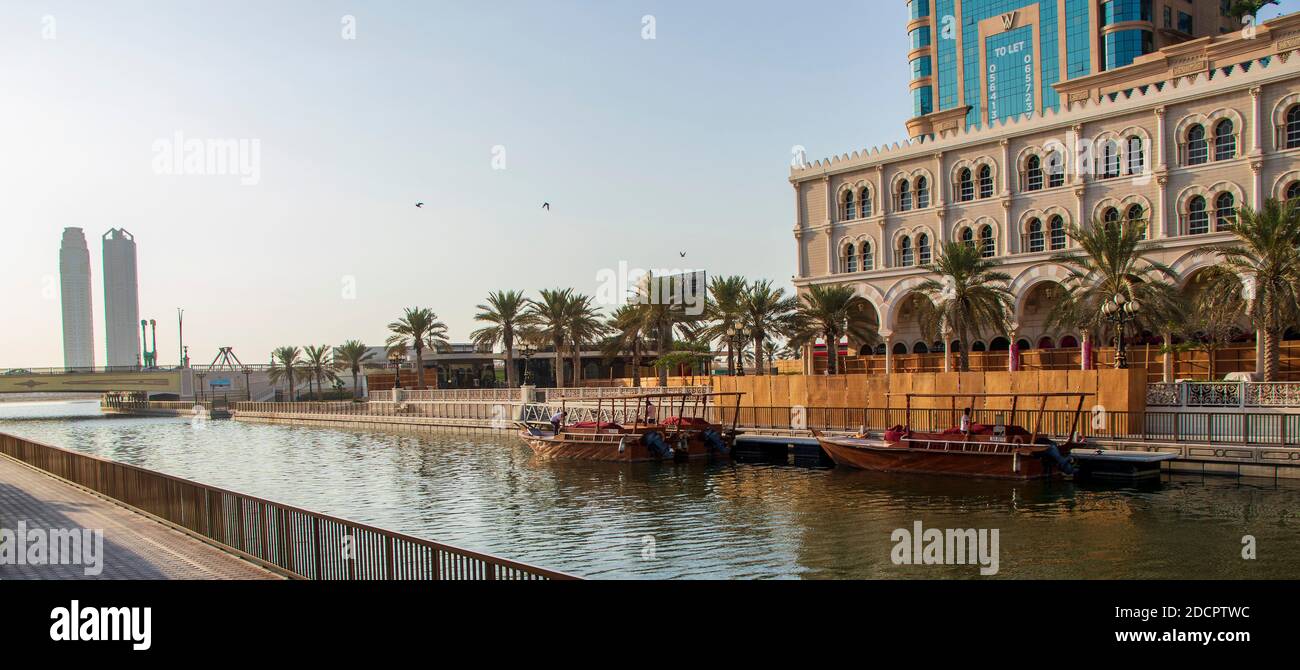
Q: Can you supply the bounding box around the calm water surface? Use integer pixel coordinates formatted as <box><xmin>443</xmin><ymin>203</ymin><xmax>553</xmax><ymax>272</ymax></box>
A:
<box><xmin>1</xmin><ymin>400</ymin><xmax>1297</xmax><ymax>579</ymax></box>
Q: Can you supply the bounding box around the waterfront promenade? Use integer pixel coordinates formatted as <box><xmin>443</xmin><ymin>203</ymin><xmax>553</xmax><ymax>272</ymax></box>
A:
<box><xmin>0</xmin><ymin>454</ymin><xmax>280</xmax><ymax>580</ymax></box>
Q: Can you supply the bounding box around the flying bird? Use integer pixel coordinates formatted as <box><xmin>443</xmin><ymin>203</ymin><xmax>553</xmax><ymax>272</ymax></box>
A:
<box><xmin>541</xmin><ymin>202</ymin><xmax>550</xmax><ymax>211</ymax></box>
<box><xmin>679</xmin><ymin>252</ymin><xmax>687</xmax><ymax>258</ymax></box>
<box><xmin>415</xmin><ymin>202</ymin><xmax>424</xmax><ymax>208</ymax></box>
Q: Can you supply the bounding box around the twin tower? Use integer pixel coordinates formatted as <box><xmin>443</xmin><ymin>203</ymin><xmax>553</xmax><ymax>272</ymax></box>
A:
<box><xmin>59</xmin><ymin>228</ymin><xmax>140</xmax><ymax>369</ymax></box>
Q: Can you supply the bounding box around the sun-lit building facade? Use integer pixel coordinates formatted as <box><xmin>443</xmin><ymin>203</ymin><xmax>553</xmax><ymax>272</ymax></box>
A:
<box><xmin>793</xmin><ymin>9</ymin><xmax>1300</xmax><ymax>372</ymax></box>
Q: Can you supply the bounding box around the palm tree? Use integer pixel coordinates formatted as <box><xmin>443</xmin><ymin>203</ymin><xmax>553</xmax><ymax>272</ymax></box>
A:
<box><xmin>301</xmin><ymin>345</ymin><xmax>338</xmax><ymax>400</ymax></box>
<box><xmin>1226</xmin><ymin>1</ymin><xmax>1279</xmax><ymax>21</ymax></box>
<box><xmin>564</xmin><ymin>293</ymin><xmax>606</xmax><ymax>385</ymax></box>
<box><xmin>787</xmin><ymin>284</ymin><xmax>878</xmax><ymax>375</ymax></box>
<box><xmin>1046</xmin><ymin>219</ymin><xmax>1185</xmax><ymax>367</ymax></box>
<box><xmin>633</xmin><ymin>272</ymin><xmax>700</xmax><ymax>386</ymax></box>
<box><xmin>332</xmin><ymin>340</ymin><xmax>373</xmax><ymax>399</ymax></box>
<box><xmin>268</xmin><ymin>346</ymin><xmax>302</xmax><ymax>399</ymax></box>
<box><xmin>604</xmin><ymin>304</ymin><xmax>653</xmax><ymax>387</ymax></box>
<box><xmin>911</xmin><ymin>241</ymin><xmax>1015</xmax><ymax>372</ymax></box>
<box><xmin>740</xmin><ymin>279</ymin><xmax>797</xmax><ymax>376</ymax></box>
<box><xmin>386</xmin><ymin>307</ymin><xmax>449</xmax><ymax>390</ymax></box>
<box><xmin>527</xmin><ymin>288</ymin><xmax>575</xmax><ymax>387</ymax></box>
<box><xmin>471</xmin><ymin>290</ymin><xmax>531</xmax><ymax>387</ymax></box>
<box><xmin>1194</xmin><ymin>199</ymin><xmax>1300</xmax><ymax>381</ymax></box>
<box><xmin>700</xmin><ymin>275</ymin><xmax>748</xmax><ymax>374</ymax></box>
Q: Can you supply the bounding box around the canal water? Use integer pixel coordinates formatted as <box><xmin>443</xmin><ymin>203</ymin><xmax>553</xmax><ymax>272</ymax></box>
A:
<box><xmin>2</xmin><ymin>400</ymin><xmax>1298</xmax><ymax>579</ymax></box>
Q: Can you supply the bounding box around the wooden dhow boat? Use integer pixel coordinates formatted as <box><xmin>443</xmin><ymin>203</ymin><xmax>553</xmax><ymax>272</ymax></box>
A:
<box><xmin>517</xmin><ymin>391</ymin><xmax>744</xmax><ymax>462</ymax></box>
<box><xmin>813</xmin><ymin>392</ymin><xmax>1091</xmax><ymax>480</ymax></box>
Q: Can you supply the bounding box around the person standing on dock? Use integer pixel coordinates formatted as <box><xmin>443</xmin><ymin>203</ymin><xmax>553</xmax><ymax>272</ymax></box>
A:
<box><xmin>550</xmin><ymin>410</ymin><xmax>567</xmax><ymax>435</ymax></box>
<box><xmin>960</xmin><ymin>407</ymin><xmax>972</xmax><ymax>434</ymax></box>
<box><xmin>644</xmin><ymin>398</ymin><xmax>657</xmax><ymax>424</ymax></box>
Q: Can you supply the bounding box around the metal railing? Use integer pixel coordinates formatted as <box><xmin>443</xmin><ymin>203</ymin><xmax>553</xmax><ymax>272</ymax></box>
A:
<box><xmin>369</xmin><ymin>388</ymin><xmax>518</xmax><ymax>403</ymax></box>
<box><xmin>707</xmin><ymin>406</ymin><xmax>1300</xmax><ymax>447</ymax></box>
<box><xmin>2</xmin><ymin>365</ymin><xmax>185</xmax><ymax>375</ymax></box>
<box><xmin>0</xmin><ymin>432</ymin><xmax>575</xmax><ymax>580</ymax></box>
<box><xmin>235</xmin><ymin>401</ymin><xmax>518</xmax><ymax>422</ymax></box>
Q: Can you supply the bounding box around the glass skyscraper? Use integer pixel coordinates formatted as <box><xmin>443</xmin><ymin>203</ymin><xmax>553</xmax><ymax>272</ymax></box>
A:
<box><xmin>905</xmin><ymin>0</ymin><xmax>1235</xmax><ymax>137</ymax></box>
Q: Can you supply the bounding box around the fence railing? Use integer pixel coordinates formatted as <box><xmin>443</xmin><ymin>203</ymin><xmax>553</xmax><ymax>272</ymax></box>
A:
<box><xmin>0</xmin><ymin>432</ymin><xmax>575</xmax><ymax>580</ymax></box>
<box><xmin>369</xmin><ymin>388</ymin><xmax>519</xmax><ymax>403</ymax></box>
<box><xmin>706</xmin><ymin>406</ymin><xmax>1300</xmax><ymax>447</ymax></box>
<box><xmin>1147</xmin><ymin>382</ymin><xmax>1300</xmax><ymax>408</ymax></box>
<box><xmin>234</xmin><ymin>401</ymin><xmax>522</xmax><ymax>423</ymax></box>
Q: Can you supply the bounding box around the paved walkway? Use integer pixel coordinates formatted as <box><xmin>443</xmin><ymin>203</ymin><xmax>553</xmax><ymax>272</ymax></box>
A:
<box><xmin>0</xmin><ymin>455</ymin><xmax>281</xmax><ymax>580</ymax></box>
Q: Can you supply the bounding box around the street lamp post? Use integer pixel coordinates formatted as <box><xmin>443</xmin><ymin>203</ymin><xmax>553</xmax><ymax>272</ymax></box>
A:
<box><xmin>1102</xmin><ymin>293</ymin><xmax>1141</xmax><ymax>369</ymax></box>
<box><xmin>520</xmin><ymin>344</ymin><xmax>536</xmax><ymax>385</ymax></box>
<box><xmin>728</xmin><ymin>326</ymin><xmax>747</xmax><ymax>376</ymax></box>
<box><xmin>388</xmin><ymin>350</ymin><xmax>404</xmax><ymax>389</ymax></box>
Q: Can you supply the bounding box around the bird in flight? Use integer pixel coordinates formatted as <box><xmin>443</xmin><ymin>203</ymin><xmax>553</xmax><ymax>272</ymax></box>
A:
<box><xmin>679</xmin><ymin>252</ymin><xmax>687</xmax><ymax>258</ymax></box>
<box><xmin>415</xmin><ymin>202</ymin><xmax>424</xmax><ymax>208</ymax></box>
<box><xmin>541</xmin><ymin>202</ymin><xmax>550</xmax><ymax>211</ymax></box>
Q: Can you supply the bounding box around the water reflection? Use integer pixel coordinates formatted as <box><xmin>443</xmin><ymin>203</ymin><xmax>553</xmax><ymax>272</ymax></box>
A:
<box><xmin>1</xmin><ymin>400</ymin><xmax>1297</xmax><ymax>579</ymax></box>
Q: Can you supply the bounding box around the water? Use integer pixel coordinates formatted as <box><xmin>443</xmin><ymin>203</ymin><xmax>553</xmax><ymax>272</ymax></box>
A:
<box><xmin>2</xmin><ymin>400</ymin><xmax>1298</xmax><ymax>579</ymax></box>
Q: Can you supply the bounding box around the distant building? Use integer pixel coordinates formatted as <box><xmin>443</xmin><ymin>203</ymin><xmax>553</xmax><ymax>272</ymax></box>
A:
<box><xmin>102</xmin><ymin>229</ymin><xmax>141</xmax><ymax>368</ymax></box>
<box><xmin>59</xmin><ymin>228</ymin><xmax>95</xmax><ymax>369</ymax></box>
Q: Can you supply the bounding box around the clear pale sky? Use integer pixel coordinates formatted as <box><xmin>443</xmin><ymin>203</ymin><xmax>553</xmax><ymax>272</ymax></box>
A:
<box><xmin>1</xmin><ymin>1</ymin><xmax>1293</xmax><ymax>368</ymax></box>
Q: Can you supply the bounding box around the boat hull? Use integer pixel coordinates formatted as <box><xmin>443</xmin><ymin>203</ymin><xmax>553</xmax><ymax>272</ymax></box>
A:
<box><xmin>817</xmin><ymin>436</ymin><xmax>1065</xmax><ymax>480</ymax></box>
<box><xmin>519</xmin><ymin>429</ymin><xmax>732</xmax><ymax>463</ymax></box>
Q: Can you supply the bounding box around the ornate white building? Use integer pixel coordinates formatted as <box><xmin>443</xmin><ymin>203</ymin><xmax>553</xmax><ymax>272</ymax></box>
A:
<box><xmin>791</xmin><ymin>11</ymin><xmax>1300</xmax><ymax>371</ymax></box>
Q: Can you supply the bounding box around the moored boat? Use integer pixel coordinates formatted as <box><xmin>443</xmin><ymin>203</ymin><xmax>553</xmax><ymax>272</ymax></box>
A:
<box><xmin>814</xmin><ymin>392</ymin><xmax>1091</xmax><ymax>480</ymax></box>
<box><xmin>517</xmin><ymin>391</ymin><xmax>744</xmax><ymax>463</ymax></box>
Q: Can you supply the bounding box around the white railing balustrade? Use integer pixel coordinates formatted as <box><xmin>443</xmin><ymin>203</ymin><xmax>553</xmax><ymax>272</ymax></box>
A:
<box><xmin>1147</xmin><ymin>382</ymin><xmax>1300</xmax><ymax>409</ymax></box>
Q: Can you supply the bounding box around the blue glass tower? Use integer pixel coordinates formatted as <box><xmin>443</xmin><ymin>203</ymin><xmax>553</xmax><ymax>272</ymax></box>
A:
<box><xmin>905</xmin><ymin>0</ymin><xmax>1231</xmax><ymax>136</ymax></box>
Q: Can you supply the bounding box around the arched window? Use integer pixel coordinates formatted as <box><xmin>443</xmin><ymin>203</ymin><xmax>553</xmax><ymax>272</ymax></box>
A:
<box><xmin>971</xmin><ymin>341</ymin><xmax>987</xmax><ymax>352</ymax></box>
<box><xmin>1049</xmin><ymin>215</ymin><xmax>1066</xmax><ymax>250</ymax></box>
<box><xmin>1059</xmin><ymin>335</ymin><xmax>1079</xmax><ymax>348</ymax></box>
<box><xmin>1024</xmin><ymin>155</ymin><xmax>1043</xmax><ymax>191</ymax></box>
<box><xmin>1185</xmin><ymin>124</ymin><xmax>1208</xmax><ymax>165</ymax></box>
<box><xmin>898</xmin><ymin>179</ymin><xmax>913</xmax><ymax>211</ymax></box>
<box><xmin>899</xmin><ymin>236</ymin><xmax>914</xmax><ymax>267</ymax></box>
<box><xmin>917</xmin><ymin>233</ymin><xmax>931</xmax><ymax>265</ymax></box>
<box><xmin>1046</xmin><ymin>150</ymin><xmax>1065</xmax><ymax>188</ymax></box>
<box><xmin>1099</xmin><ymin>140</ymin><xmax>1120</xmax><ymax>179</ymax></box>
<box><xmin>960</xmin><ymin>226</ymin><xmax>975</xmax><ymax>248</ymax></box>
<box><xmin>1037</xmin><ymin>337</ymin><xmax>1056</xmax><ymax>350</ymax></box>
<box><xmin>1026</xmin><ymin>218</ymin><xmax>1044</xmax><ymax>252</ymax></box>
<box><xmin>1287</xmin><ymin>181</ymin><xmax>1300</xmax><ymax>202</ymax></box>
<box><xmin>1186</xmin><ymin>195</ymin><xmax>1209</xmax><ymax>235</ymax></box>
<box><xmin>1016</xmin><ymin>339</ymin><xmax>1032</xmax><ymax>351</ymax></box>
<box><xmin>915</xmin><ymin>176</ymin><xmax>930</xmax><ymax>209</ymax></box>
<box><xmin>859</xmin><ymin>187</ymin><xmax>873</xmax><ymax>217</ymax></box>
<box><xmin>979</xmin><ymin>225</ymin><xmax>995</xmax><ymax>257</ymax></box>
<box><xmin>842</xmin><ymin>244</ymin><xmax>857</xmax><ymax>273</ymax></box>
<box><xmin>841</xmin><ymin>190</ymin><xmax>856</xmax><ymax>220</ymax></box>
<box><xmin>912</xmin><ymin>342</ymin><xmax>929</xmax><ymax>354</ymax></box>
<box><xmin>1215</xmin><ymin>192</ymin><xmax>1236</xmax><ymax>231</ymax></box>
<box><xmin>1102</xmin><ymin>207</ymin><xmax>1120</xmax><ymax>230</ymax></box>
<box><xmin>958</xmin><ymin>168</ymin><xmax>974</xmax><ymax>202</ymax></box>
<box><xmin>860</xmin><ymin>240</ymin><xmax>874</xmax><ymax>271</ymax></box>
<box><xmin>1126</xmin><ymin>204</ymin><xmax>1147</xmax><ymax>238</ymax></box>
<box><xmin>1214</xmin><ymin>119</ymin><xmax>1237</xmax><ymax>161</ymax></box>
<box><xmin>978</xmin><ymin>164</ymin><xmax>993</xmax><ymax>198</ymax></box>
<box><xmin>989</xmin><ymin>337</ymin><xmax>1010</xmax><ymax>352</ymax></box>
<box><xmin>1126</xmin><ymin>136</ymin><xmax>1145</xmax><ymax>174</ymax></box>
<box><xmin>1287</xmin><ymin>105</ymin><xmax>1300</xmax><ymax>150</ymax></box>
<box><xmin>892</xmin><ymin>342</ymin><xmax>909</xmax><ymax>355</ymax></box>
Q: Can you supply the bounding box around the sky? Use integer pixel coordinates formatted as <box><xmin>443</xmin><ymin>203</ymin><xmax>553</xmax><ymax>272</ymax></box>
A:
<box><xmin>1</xmin><ymin>0</ymin><xmax>1295</xmax><ymax>368</ymax></box>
